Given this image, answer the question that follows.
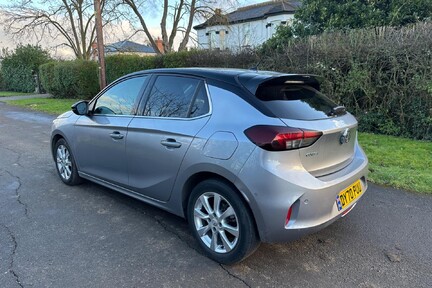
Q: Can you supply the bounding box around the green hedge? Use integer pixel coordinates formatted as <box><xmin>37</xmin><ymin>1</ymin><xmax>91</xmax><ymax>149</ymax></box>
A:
<box><xmin>105</xmin><ymin>54</ymin><xmax>158</xmax><ymax>84</ymax></box>
<box><xmin>39</xmin><ymin>62</ymin><xmax>58</xmax><ymax>96</ymax></box>
<box><xmin>104</xmin><ymin>50</ymin><xmax>257</xmax><ymax>84</ymax></box>
<box><xmin>0</xmin><ymin>69</ymin><xmax>4</xmax><ymax>90</ymax></box>
<box><xmin>1</xmin><ymin>45</ymin><xmax>51</xmax><ymax>93</ymax></box>
<box><xmin>2</xmin><ymin>63</ymin><xmax>35</xmax><ymax>92</ymax></box>
<box><xmin>39</xmin><ymin>60</ymin><xmax>99</xmax><ymax>99</ymax></box>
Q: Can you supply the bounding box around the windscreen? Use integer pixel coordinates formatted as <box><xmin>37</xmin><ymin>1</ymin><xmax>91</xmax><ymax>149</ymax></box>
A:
<box><xmin>256</xmin><ymin>84</ymin><xmax>345</xmax><ymax>120</ymax></box>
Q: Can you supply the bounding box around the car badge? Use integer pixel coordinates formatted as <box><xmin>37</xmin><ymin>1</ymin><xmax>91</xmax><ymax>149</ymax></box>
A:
<box><xmin>339</xmin><ymin>128</ymin><xmax>351</xmax><ymax>145</ymax></box>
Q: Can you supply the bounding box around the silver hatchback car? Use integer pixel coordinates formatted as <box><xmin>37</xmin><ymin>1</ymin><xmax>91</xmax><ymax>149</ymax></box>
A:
<box><xmin>51</xmin><ymin>68</ymin><xmax>368</xmax><ymax>264</ymax></box>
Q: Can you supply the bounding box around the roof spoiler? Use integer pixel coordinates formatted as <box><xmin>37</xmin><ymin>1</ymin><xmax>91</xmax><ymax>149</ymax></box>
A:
<box><xmin>239</xmin><ymin>74</ymin><xmax>322</xmax><ymax>95</ymax></box>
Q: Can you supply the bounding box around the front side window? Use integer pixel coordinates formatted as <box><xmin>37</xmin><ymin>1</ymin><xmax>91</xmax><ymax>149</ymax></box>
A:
<box><xmin>94</xmin><ymin>76</ymin><xmax>148</xmax><ymax>115</ymax></box>
<box><xmin>144</xmin><ymin>76</ymin><xmax>208</xmax><ymax>118</ymax></box>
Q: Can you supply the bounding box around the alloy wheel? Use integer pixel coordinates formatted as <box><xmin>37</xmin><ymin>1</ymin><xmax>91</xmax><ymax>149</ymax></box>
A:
<box><xmin>193</xmin><ymin>192</ymin><xmax>239</xmax><ymax>253</ymax></box>
<box><xmin>56</xmin><ymin>144</ymin><xmax>72</xmax><ymax>181</ymax></box>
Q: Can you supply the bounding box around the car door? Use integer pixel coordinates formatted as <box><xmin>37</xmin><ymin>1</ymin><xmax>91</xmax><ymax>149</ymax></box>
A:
<box><xmin>73</xmin><ymin>75</ymin><xmax>150</xmax><ymax>186</ymax></box>
<box><xmin>126</xmin><ymin>75</ymin><xmax>211</xmax><ymax>201</ymax></box>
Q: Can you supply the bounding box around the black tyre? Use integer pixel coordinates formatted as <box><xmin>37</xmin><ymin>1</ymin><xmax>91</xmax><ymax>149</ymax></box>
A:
<box><xmin>187</xmin><ymin>179</ymin><xmax>260</xmax><ymax>264</ymax></box>
<box><xmin>54</xmin><ymin>138</ymin><xmax>82</xmax><ymax>186</ymax></box>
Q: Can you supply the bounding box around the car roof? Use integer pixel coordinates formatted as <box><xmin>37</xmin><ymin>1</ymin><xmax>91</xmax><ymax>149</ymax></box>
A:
<box><xmin>127</xmin><ymin>67</ymin><xmax>282</xmax><ymax>85</ymax></box>
<box><xmin>125</xmin><ymin>68</ymin><xmax>320</xmax><ymax>94</ymax></box>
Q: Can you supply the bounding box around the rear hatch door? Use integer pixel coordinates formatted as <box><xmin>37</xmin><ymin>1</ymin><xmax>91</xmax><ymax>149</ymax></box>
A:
<box><xmin>246</xmin><ymin>74</ymin><xmax>357</xmax><ymax>176</ymax></box>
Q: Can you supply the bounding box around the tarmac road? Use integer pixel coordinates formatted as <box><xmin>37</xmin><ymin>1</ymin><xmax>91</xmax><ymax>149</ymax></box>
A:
<box><xmin>0</xmin><ymin>101</ymin><xmax>431</xmax><ymax>288</ymax></box>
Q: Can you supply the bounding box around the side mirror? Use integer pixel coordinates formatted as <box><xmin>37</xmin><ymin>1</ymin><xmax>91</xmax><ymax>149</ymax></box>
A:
<box><xmin>71</xmin><ymin>101</ymin><xmax>89</xmax><ymax>115</ymax></box>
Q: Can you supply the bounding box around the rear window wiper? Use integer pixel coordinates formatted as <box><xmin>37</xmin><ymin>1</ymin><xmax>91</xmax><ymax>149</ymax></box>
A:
<box><xmin>328</xmin><ymin>106</ymin><xmax>346</xmax><ymax>116</ymax></box>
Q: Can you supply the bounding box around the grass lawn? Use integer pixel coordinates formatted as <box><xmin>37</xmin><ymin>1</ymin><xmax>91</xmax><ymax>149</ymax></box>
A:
<box><xmin>0</xmin><ymin>91</ymin><xmax>34</xmax><ymax>97</ymax></box>
<box><xmin>4</xmin><ymin>97</ymin><xmax>431</xmax><ymax>194</ymax></box>
<box><xmin>5</xmin><ymin>98</ymin><xmax>77</xmax><ymax>115</ymax></box>
<box><xmin>359</xmin><ymin>133</ymin><xmax>431</xmax><ymax>194</ymax></box>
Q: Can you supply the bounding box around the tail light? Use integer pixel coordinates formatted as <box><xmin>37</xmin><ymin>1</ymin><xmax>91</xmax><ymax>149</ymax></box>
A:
<box><xmin>244</xmin><ymin>125</ymin><xmax>322</xmax><ymax>151</ymax></box>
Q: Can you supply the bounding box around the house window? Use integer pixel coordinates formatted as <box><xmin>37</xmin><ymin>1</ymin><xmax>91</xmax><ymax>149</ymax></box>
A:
<box><xmin>243</xmin><ymin>24</ymin><xmax>251</xmax><ymax>47</ymax></box>
<box><xmin>268</xmin><ymin>21</ymin><xmax>282</xmax><ymax>39</ymax></box>
<box><xmin>208</xmin><ymin>30</ymin><xmax>218</xmax><ymax>49</ymax></box>
<box><xmin>219</xmin><ymin>30</ymin><xmax>226</xmax><ymax>50</ymax></box>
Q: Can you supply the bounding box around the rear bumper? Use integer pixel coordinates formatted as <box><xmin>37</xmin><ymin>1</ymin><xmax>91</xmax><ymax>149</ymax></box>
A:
<box><xmin>234</xmin><ymin>141</ymin><xmax>369</xmax><ymax>243</ymax></box>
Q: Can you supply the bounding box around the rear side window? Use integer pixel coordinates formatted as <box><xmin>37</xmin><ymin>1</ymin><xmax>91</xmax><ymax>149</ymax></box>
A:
<box><xmin>256</xmin><ymin>84</ymin><xmax>344</xmax><ymax>120</ymax></box>
<box><xmin>143</xmin><ymin>76</ymin><xmax>209</xmax><ymax>118</ymax></box>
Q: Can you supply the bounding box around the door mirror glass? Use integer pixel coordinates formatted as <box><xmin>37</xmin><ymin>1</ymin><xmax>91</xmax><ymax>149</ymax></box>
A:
<box><xmin>72</xmin><ymin>101</ymin><xmax>89</xmax><ymax>115</ymax></box>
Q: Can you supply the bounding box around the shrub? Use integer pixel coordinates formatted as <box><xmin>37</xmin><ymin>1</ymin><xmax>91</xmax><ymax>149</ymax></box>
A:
<box><xmin>0</xmin><ymin>69</ymin><xmax>4</xmax><ymax>90</ymax></box>
<box><xmin>105</xmin><ymin>54</ymin><xmax>157</xmax><ymax>84</ymax></box>
<box><xmin>162</xmin><ymin>50</ymin><xmax>196</xmax><ymax>68</ymax></box>
<box><xmin>181</xmin><ymin>49</ymin><xmax>258</xmax><ymax>68</ymax></box>
<box><xmin>104</xmin><ymin>50</ymin><xmax>258</xmax><ymax>84</ymax></box>
<box><xmin>1</xmin><ymin>45</ymin><xmax>51</xmax><ymax>92</ymax></box>
<box><xmin>39</xmin><ymin>62</ymin><xmax>59</xmax><ymax>95</ymax></box>
<box><xmin>39</xmin><ymin>60</ymin><xmax>99</xmax><ymax>99</ymax></box>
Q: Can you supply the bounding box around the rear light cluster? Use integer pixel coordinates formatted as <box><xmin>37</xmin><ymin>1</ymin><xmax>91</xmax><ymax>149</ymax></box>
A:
<box><xmin>244</xmin><ymin>125</ymin><xmax>322</xmax><ymax>151</ymax></box>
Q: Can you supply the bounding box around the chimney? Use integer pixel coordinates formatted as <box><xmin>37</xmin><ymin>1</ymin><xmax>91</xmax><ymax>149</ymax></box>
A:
<box><xmin>155</xmin><ymin>38</ymin><xmax>164</xmax><ymax>54</ymax></box>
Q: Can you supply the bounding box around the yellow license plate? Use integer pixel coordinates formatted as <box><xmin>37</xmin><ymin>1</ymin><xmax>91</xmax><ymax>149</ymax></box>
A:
<box><xmin>336</xmin><ymin>180</ymin><xmax>362</xmax><ymax>211</ymax></box>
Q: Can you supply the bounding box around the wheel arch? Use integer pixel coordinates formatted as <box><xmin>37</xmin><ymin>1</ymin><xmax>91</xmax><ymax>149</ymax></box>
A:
<box><xmin>51</xmin><ymin>132</ymin><xmax>65</xmax><ymax>160</ymax></box>
<box><xmin>51</xmin><ymin>131</ymin><xmax>74</xmax><ymax>162</ymax></box>
<box><xmin>181</xmin><ymin>171</ymin><xmax>259</xmax><ymax>238</ymax></box>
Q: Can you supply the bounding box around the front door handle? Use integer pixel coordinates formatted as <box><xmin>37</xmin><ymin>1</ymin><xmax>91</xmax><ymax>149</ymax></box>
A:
<box><xmin>161</xmin><ymin>138</ymin><xmax>182</xmax><ymax>148</ymax></box>
<box><xmin>110</xmin><ymin>131</ymin><xmax>124</xmax><ymax>140</ymax></box>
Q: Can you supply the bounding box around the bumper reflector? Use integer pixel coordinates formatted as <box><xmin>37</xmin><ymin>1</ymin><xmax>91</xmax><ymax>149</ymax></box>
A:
<box><xmin>285</xmin><ymin>206</ymin><xmax>293</xmax><ymax>226</ymax></box>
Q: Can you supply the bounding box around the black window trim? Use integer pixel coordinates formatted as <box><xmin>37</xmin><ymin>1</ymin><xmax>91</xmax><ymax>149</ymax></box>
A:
<box><xmin>136</xmin><ymin>74</ymin><xmax>212</xmax><ymax>120</ymax></box>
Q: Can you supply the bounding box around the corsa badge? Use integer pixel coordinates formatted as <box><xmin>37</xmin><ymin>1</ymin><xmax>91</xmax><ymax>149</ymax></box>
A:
<box><xmin>339</xmin><ymin>128</ymin><xmax>351</xmax><ymax>145</ymax></box>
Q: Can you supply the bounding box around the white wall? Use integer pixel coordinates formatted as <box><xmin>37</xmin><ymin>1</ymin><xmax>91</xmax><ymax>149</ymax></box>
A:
<box><xmin>196</xmin><ymin>14</ymin><xmax>294</xmax><ymax>51</ymax></box>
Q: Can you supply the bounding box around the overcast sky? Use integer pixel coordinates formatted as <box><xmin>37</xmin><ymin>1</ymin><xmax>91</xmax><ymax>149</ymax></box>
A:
<box><xmin>0</xmin><ymin>0</ymin><xmax>258</xmax><ymax>59</ymax></box>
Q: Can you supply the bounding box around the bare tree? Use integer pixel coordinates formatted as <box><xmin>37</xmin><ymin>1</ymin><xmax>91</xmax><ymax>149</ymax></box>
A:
<box><xmin>120</xmin><ymin>0</ymin><xmax>234</xmax><ymax>53</ymax></box>
<box><xmin>0</xmin><ymin>0</ymin><xmax>119</xmax><ymax>60</ymax></box>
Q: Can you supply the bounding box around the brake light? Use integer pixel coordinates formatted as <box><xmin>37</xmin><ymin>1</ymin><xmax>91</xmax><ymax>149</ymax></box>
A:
<box><xmin>244</xmin><ymin>125</ymin><xmax>322</xmax><ymax>151</ymax></box>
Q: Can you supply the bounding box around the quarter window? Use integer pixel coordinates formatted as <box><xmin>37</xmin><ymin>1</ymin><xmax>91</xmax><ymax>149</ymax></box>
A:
<box><xmin>190</xmin><ymin>84</ymin><xmax>210</xmax><ymax>117</ymax></box>
<box><xmin>94</xmin><ymin>76</ymin><xmax>148</xmax><ymax>115</ymax></box>
<box><xmin>144</xmin><ymin>76</ymin><xmax>208</xmax><ymax>118</ymax></box>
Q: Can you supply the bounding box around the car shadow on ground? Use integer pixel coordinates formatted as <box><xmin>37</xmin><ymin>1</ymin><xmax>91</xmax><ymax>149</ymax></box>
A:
<box><xmin>76</xmin><ymin>178</ymin><xmax>357</xmax><ymax>263</ymax></box>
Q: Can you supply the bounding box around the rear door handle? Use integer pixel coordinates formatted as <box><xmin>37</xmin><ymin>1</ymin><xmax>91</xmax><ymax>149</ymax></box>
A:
<box><xmin>110</xmin><ymin>131</ymin><xmax>124</xmax><ymax>140</ymax></box>
<box><xmin>161</xmin><ymin>138</ymin><xmax>182</xmax><ymax>148</ymax></box>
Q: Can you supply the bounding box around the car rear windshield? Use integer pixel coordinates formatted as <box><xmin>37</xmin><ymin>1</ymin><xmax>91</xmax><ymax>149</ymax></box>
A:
<box><xmin>255</xmin><ymin>84</ymin><xmax>345</xmax><ymax>120</ymax></box>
